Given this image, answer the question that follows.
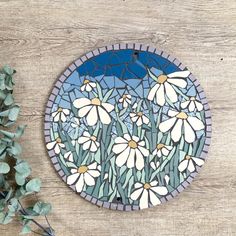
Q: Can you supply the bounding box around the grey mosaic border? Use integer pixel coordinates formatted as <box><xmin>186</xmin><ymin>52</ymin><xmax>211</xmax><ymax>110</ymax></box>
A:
<box><xmin>44</xmin><ymin>43</ymin><xmax>212</xmax><ymax>211</ymax></box>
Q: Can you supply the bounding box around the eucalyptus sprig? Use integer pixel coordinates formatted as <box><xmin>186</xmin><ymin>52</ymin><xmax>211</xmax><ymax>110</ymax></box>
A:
<box><xmin>0</xmin><ymin>66</ymin><xmax>55</xmax><ymax>235</ymax></box>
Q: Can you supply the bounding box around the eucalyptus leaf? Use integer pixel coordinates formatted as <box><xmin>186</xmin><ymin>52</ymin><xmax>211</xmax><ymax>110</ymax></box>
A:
<box><xmin>25</xmin><ymin>178</ymin><xmax>41</xmax><ymax>193</ymax></box>
<box><xmin>0</xmin><ymin>162</ymin><xmax>10</xmax><ymax>174</ymax></box>
<box><xmin>20</xmin><ymin>225</ymin><xmax>31</xmax><ymax>234</ymax></box>
<box><xmin>33</xmin><ymin>202</ymin><xmax>52</xmax><ymax>216</ymax></box>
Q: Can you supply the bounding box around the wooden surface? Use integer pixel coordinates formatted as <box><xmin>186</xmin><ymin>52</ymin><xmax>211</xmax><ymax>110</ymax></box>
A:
<box><xmin>0</xmin><ymin>0</ymin><xmax>236</xmax><ymax>235</ymax></box>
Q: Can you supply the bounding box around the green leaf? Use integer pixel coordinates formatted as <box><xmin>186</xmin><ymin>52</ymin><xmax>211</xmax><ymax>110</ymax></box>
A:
<box><xmin>33</xmin><ymin>201</ymin><xmax>52</xmax><ymax>216</ymax></box>
<box><xmin>102</xmin><ymin>88</ymin><xmax>114</xmax><ymax>102</ymax></box>
<box><xmin>0</xmin><ymin>212</ymin><xmax>13</xmax><ymax>224</ymax></box>
<box><xmin>15</xmin><ymin>161</ymin><xmax>31</xmax><ymax>176</ymax></box>
<box><xmin>25</xmin><ymin>178</ymin><xmax>41</xmax><ymax>193</ymax></box>
<box><xmin>20</xmin><ymin>225</ymin><xmax>31</xmax><ymax>234</ymax></box>
<box><xmin>15</xmin><ymin>173</ymin><xmax>26</xmax><ymax>186</ymax></box>
<box><xmin>2</xmin><ymin>65</ymin><xmax>15</xmax><ymax>75</ymax></box>
<box><xmin>0</xmin><ymin>162</ymin><xmax>10</xmax><ymax>174</ymax></box>
<box><xmin>0</xmin><ymin>125</ymin><xmax>26</xmax><ymax>139</ymax></box>
<box><xmin>4</xmin><ymin>93</ymin><xmax>14</xmax><ymax>106</ymax></box>
<box><xmin>8</xmin><ymin>105</ymin><xmax>20</xmax><ymax>121</ymax></box>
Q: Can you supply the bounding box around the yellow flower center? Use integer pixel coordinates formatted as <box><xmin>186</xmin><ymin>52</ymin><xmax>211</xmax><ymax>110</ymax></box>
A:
<box><xmin>144</xmin><ymin>183</ymin><xmax>151</xmax><ymax>189</ymax></box>
<box><xmin>122</xmin><ymin>94</ymin><xmax>127</xmax><ymax>99</ymax></box>
<box><xmin>91</xmin><ymin>98</ymin><xmax>101</xmax><ymax>106</ymax></box>
<box><xmin>56</xmin><ymin>138</ymin><xmax>61</xmax><ymax>143</ymax></box>
<box><xmin>77</xmin><ymin>166</ymin><xmax>88</xmax><ymax>173</ymax></box>
<box><xmin>57</xmin><ymin>107</ymin><xmax>63</xmax><ymax>112</ymax></box>
<box><xmin>190</xmin><ymin>97</ymin><xmax>196</xmax><ymax>101</ymax></box>
<box><xmin>157</xmin><ymin>143</ymin><xmax>165</xmax><ymax>150</ymax></box>
<box><xmin>185</xmin><ymin>155</ymin><xmax>191</xmax><ymax>160</ymax></box>
<box><xmin>176</xmin><ymin>112</ymin><xmax>188</xmax><ymax>119</ymax></box>
<box><xmin>128</xmin><ymin>140</ymin><xmax>138</xmax><ymax>149</ymax></box>
<box><xmin>157</xmin><ymin>75</ymin><xmax>168</xmax><ymax>84</ymax></box>
<box><xmin>83</xmin><ymin>79</ymin><xmax>90</xmax><ymax>84</ymax></box>
<box><xmin>137</xmin><ymin>112</ymin><xmax>143</xmax><ymax>117</ymax></box>
<box><xmin>90</xmin><ymin>136</ymin><xmax>97</xmax><ymax>141</ymax></box>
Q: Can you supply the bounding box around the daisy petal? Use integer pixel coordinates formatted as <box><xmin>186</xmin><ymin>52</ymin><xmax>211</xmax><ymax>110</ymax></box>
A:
<box><xmin>54</xmin><ymin>144</ymin><xmax>61</xmax><ymax>154</ymax></box>
<box><xmin>168</xmin><ymin>70</ymin><xmax>190</xmax><ymax>79</ymax></box>
<box><xmin>138</xmin><ymin>146</ymin><xmax>149</xmax><ymax>157</ymax></box>
<box><xmin>195</xmin><ymin>101</ymin><xmax>203</xmax><ymax>111</ymax></box>
<box><xmin>102</xmin><ymin>103</ymin><xmax>114</xmax><ymax>112</ymax></box>
<box><xmin>84</xmin><ymin>172</ymin><xmax>95</xmax><ymax>186</ymax></box>
<box><xmin>156</xmin><ymin>84</ymin><xmax>165</xmax><ymax>106</ymax></box>
<box><xmin>165</xmin><ymin>82</ymin><xmax>178</xmax><ymax>103</ymax></box>
<box><xmin>135</xmin><ymin>148</ymin><xmax>144</xmax><ymax>170</ymax></box>
<box><xmin>86</xmin><ymin>106</ymin><xmax>98</xmax><ymax>126</ymax></box>
<box><xmin>148</xmin><ymin>84</ymin><xmax>160</xmax><ymax>101</ymax></box>
<box><xmin>189</xmin><ymin>101</ymin><xmax>195</xmax><ymax>112</ymax></box>
<box><xmin>87</xmin><ymin>170</ymin><xmax>100</xmax><ymax>178</ymax></box>
<box><xmin>171</xmin><ymin>119</ymin><xmax>183</xmax><ymax>142</ymax></box>
<box><xmin>127</xmin><ymin>148</ymin><xmax>135</xmax><ymax>168</ymax></box>
<box><xmin>188</xmin><ymin>159</ymin><xmax>195</xmax><ymax>172</ymax></box>
<box><xmin>97</xmin><ymin>107</ymin><xmax>111</xmax><ymax>124</ymax></box>
<box><xmin>181</xmin><ymin>100</ymin><xmax>190</xmax><ymax>109</ymax></box>
<box><xmin>134</xmin><ymin>183</ymin><xmax>143</xmax><ymax>188</ymax></box>
<box><xmin>75</xmin><ymin>175</ymin><xmax>84</xmax><ymax>192</ymax></box>
<box><xmin>159</xmin><ymin>117</ymin><xmax>176</xmax><ymax>133</ymax></box>
<box><xmin>187</xmin><ymin>117</ymin><xmax>205</xmax><ymax>130</ymax></box>
<box><xmin>114</xmin><ymin>137</ymin><xmax>127</xmax><ymax>144</ymax></box>
<box><xmin>78</xmin><ymin>105</ymin><xmax>92</xmax><ymax>118</ymax></box>
<box><xmin>139</xmin><ymin>189</ymin><xmax>149</xmax><ymax>209</ymax></box>
<box><xmin>167</xmin><ymin>78</ymin><xmax>187</xmax><ymax>88</ymax></box>
<box><xmin>46</xmin><ymin>141</ymin><xmax>56</xmax><ymax>150</ymax></box>
<box><xmin>67</xmin><ymin>173</ymin><xmax>80</xmax><ymax>185</ymax></box>
<box><xmin>192</xmin><ymin>157</ymin><xmax>204</xmax><ymax>166</ymax></box>
<box><xmin>130</xmin><ymin>188</ymin><xmax>143</xmax><ymax>201</ymax></box>
<box><xmin>178</xmin><ymin>160</ymin><xmax>188</xmax><ymax>172</ymax></box>
<box><xmin>116</xmin><ymin>147</ymin><xmax>130</xmax><ymax>167</ymax></box>
<box><xmin>149</xmin><ymin>190</ymin><xmax>161</xmax><ymax>206</ymax></box>
<box><xmin>73</xmin><ymin>98</ymin><xmax>91</xmax><ymax>108</ymax></box>
<box><xmin>184</xmin><ymin>120</ymin><xmax>196</xmax><ymax>143</ymax></box>
<box><xmin>88</xmin><ymin>162</ymin><xmax>97</xmax><ymax>170</ymax></box>
<box><xmin>77</xmin><ymin>136</ymin><xmax>90</xmax><ymax>144</ymax></box>
<box><xmin>151</xmin><ymin>186</ymin><xmax>168</xmax><ymax>195</ymax></box>
<box><xmin>112</xmin><ymin>143</ymin><xmax>128</xmax><ymax>154</ymax></box>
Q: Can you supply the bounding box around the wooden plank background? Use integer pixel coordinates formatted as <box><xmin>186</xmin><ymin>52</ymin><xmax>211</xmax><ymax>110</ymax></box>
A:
<box><xmin>0</xmin><ymin>0</ymin><xmax>235</xmax><ymax>235</ymax></box>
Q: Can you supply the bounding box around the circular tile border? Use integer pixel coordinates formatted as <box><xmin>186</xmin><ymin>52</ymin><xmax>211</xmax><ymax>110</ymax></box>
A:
<box><xmin>44</xmin><ymin>43</ymin><xmax>212</xmax><ymax>211</ymax></box>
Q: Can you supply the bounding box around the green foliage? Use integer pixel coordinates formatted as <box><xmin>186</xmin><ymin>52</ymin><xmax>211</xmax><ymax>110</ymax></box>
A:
<box><xmin>0</xmin><ymin>66</ymin><xmax>54</xmax><ymax>235</ymax></box>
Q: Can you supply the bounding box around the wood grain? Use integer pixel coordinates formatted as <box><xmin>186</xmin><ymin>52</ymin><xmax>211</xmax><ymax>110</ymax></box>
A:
<box><xmin>0</xmin><ymin>0</ymin><xmax>236</xmax><ymax>235</ymax></box>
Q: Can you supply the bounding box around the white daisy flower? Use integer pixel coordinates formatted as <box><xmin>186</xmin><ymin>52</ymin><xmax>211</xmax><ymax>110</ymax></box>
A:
<box><xmin>178</xmin><ymin>155</ymin><xmax>204</xmax><ymax>173</ymax></box>
<box><xmin>52</xmin><ymin>108</ymin><xmax>70</xmax><ymax>122</ymax></box>
<box><xmin>78</xmin><ymin>131</ymin><xmax>100</xmax><ymax>152</ymax></box>
<box><xmin>181</xmin><ymin>97</ymin><xmax>203</xmax><ymax>112</ymax></box>
<box><xmin>112</xmin><ymin>134</ymin><xmax>149</xmax><ymax>170</ymax></box>
<box><xmin>150</xmin><ymin>161</ymin><xmax>160</xmax><ymax>170</ymax></box>
<box><xmin>130</xmin><ymin>181</ymin><xmax>168</xmax><ymax>209</ymax></box>
<box><xmin>71</xmin><ymin>117</ymin><xmax>80</xmax><ymax>128</ymax></box>
<box><xmin>119</xmin><ymin>94</ymin><xmax>131</xmax><ymax>108</ymax></box>
<box><xmin>46</xmin><ymin>138</ymin><xmax>65</xmax><ymax>154</ymax></box>
<box><xmin>148</xmin><ymin>70</ymin><xmax>190</xmax><ymax>106</ymax></box>
<box><xmin>64</xmin><ymin>151</ymin><xmax>74</xmax><ymax>162</ymax></box>
<box><xmin>152</xmin><ymin>143</ymin><xmax>172</xmax><ymax>158</ymax></box>
<box><xmin>130</xmin><ymin>111</ymin><xmax>150</xmax><ymax>126</ymax></box>
<box><xmin>81</xmin><ymin>79</ymin><xmax>96</xmax><ymax>92</ymax></box>
<box><xmin>159</xmin><ymin>110</ymin><xmax>205</xmax><ymax>143</ymax></box>
<box><xmin>73</xmin><ymin>97</ymin><xmax>114</xmax><ymax>126</ymax></box>
<box><xmin>67</xmin><ymin>162</ymin><xmax>101</xmax><ymax>193</ymax></box>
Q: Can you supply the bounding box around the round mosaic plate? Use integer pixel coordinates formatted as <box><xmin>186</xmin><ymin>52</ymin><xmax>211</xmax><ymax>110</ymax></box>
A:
<box><xmin>44</xmin><ymin>43</ymin><xmax>211</xmax><ymax>211</ymax></box>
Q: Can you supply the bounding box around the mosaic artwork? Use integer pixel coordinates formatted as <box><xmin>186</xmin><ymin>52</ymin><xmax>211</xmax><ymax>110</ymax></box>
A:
<box><xmin>44</xmin><ymin>44</ymin><xmax>211</xmax><ymax>211</ymax></box>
